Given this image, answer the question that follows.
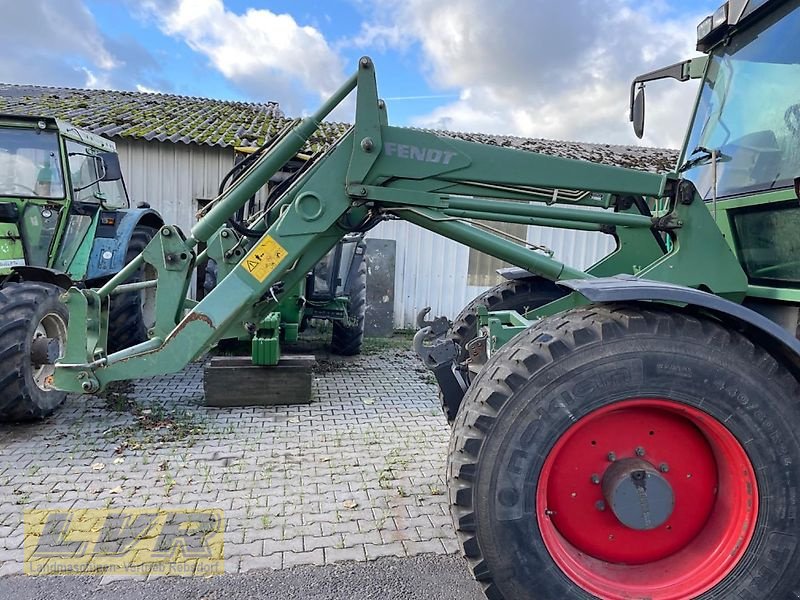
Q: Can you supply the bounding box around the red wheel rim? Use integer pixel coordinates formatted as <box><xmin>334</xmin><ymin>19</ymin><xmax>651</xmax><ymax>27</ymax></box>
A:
<box><xmin>536</xmin><ymin>399</ymin><xmax>758</xmax><ymax>600</ymax></box>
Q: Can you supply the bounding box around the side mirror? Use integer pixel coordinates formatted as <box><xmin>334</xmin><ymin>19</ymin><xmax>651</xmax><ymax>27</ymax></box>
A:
<box><xmin>632</xmin><ymin>85</ymin><xmax>646</xmax><ymax>139</ymax></box>
<box><xmin>98</xmin><ymin>152</ymin><xmax>122</xmax><ymax>182</ymax></box>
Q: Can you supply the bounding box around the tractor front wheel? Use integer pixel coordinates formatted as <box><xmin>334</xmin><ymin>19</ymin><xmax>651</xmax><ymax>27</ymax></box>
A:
<box><xmin>449</xmin><ymin>304</ymin><xmax>800</xmax><ymax>599</ymax></box>
<box><xmin>330</xmin><ymin>247</ymin><xmax>367</xmax><ymax>356</ymax></box>
<box><xmin>0</xmin><ymin>282</ymin><xmax>69</xmax><ymax>422</ymax></box>
<box><xmin>107</xmin><ymin>225</ymin><xmax>157</xmax><ymax>353</ymax></box>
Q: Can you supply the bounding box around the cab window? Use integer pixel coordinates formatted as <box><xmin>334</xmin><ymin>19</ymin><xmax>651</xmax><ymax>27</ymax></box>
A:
<box><xmin>67</xmin><ymin>141</ymin><xmax>102</xmax><ymax>203</ymax></box>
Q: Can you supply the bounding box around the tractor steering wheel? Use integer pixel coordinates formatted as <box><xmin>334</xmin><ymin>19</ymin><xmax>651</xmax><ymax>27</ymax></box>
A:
<box><xmin>785</xmin><ymin>104</ymin><xmax>800</xmax><ymax>135</ymax></box>
<box><xmin>2</xmin><ymin>182</ymin><xmax>37</xmax><ymax>196</ymax></box>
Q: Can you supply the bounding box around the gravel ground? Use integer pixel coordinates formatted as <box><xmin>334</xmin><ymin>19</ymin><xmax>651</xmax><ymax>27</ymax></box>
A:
<box><xmin>0</xmin><ymin>554</ymin><xmax>484</xmax><ymax>600</ymax></box>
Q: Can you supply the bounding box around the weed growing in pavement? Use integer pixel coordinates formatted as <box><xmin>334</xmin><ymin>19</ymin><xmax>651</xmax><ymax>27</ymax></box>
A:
<box><xmin>100</xmin><ymin>387</ymin><xmax>207</xmax><ymax>450</ymax></box>
<box><xmin>163</xmin><ymin>471</ymin><xmax>176</xmax><ymax>495</ymax></box>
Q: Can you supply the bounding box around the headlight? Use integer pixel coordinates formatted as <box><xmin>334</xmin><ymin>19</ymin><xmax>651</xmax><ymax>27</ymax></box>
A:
<box><xmin>697</xmin><ymin>1</ymin><xmax>730</xmax><ymax>47</ymax></box>
<box><xmin>697</xmin><ymin>16</ymin><xmax>714</xmax><ymax>41</ymax></box>
<box><xmin>712</xmin><ymin>3</ymin><xmax>729</xmax><ymax>28</ymax></box>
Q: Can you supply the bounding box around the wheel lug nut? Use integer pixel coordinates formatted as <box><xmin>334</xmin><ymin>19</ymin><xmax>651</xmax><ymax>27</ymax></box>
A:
<box><xmin>607</xmin><ymin>452</ymin><xmax>616</xmax><ymax>462</ymax></box>
<box><xmin>659</xmin><ymin>463</ymin><xmax>670</xmax><ymax>473</ymax></box>
<box><xmin>595</xmin><ymin>500</ymin><xmax>606</xmax><ymax>511</ymax></box>
<box><xmin>590</xmin><ymin>474</ymin><xmax>600</xmax><ymax>485</ymax></box>
<box><xmin>635</xmin><ymin>446</ymin><xmax>646</xmax><ymax>457</ymax></box>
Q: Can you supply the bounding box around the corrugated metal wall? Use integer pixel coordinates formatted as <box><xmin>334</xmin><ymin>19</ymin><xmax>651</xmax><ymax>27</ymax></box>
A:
<box><xmin>366</xmin><ymin>219</ymin><xmax>616</xmax><ymax>329</ymax></box>
<box><xmin>115</xmin><ymin>139</ymin><xmax>236</xmax><ymax>236</ymax></box>
<box><xmin>113</xmin><ymin>138</ymin><xmax>617</xmax><ymax>328</ymax></box>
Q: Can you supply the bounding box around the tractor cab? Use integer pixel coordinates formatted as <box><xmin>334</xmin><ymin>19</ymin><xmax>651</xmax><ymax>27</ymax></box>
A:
<box><xmin>0</xmin><ymin>115</ymin><xmax>129</xmax><ymax>278</ymax></box>
<box><xmin>630</xmin><ymin>0</ymin><xmax>800</xmax><ymax>297</ymax></box>
<box><xmin>0</xmin><ymin>116</ymin><xmax>161</xmax><ymax>422</ymax></box>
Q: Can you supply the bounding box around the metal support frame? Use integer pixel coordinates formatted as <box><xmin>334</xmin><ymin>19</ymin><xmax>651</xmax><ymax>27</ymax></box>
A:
<box><xmin>53</xmin><ymin>56</ymin><xmax>749</xmax><ymax>394</ymax></box>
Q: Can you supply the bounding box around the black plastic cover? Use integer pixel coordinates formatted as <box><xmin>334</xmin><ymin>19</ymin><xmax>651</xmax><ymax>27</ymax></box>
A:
<box><xmin>0</xmin><ymin>203</ymin><xmax>19</xmax><ymax>223</ymax></box>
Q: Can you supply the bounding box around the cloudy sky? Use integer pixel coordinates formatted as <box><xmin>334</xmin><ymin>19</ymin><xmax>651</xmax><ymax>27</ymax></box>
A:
<box><xmin>1</xmin><ymin>0</ymin><xmax>720</xmax><ymax>148</ymax></box>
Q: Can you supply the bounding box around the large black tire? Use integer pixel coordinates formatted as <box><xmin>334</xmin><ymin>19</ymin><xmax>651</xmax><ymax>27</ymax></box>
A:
<box><xmin>449</xmin><ymin>304</ymin><xmax>800</xmax><ymax>599</ymax></box>
<box><xmin>448</xmin><ymin>278</ymin><xmax>564</xmax><ymax>358</ymax></box>
<box><xmin>330</xmin><ymin>250</ymin><xmax>367</xmax><ymax>356</ymax></box>
<box><xmin>0</xmin><ymin>282</ymin><xmax>68</xmax><ymax>422</ymax></box>
<box><xmin>107</xmin><ymin>226</ymin><xmax>157</xmax><ymax>353</ymax></box>
<box><xmin>440</xmin><ymin>278</ymin><xmax>564</xmax><ymax>423</ymax></box>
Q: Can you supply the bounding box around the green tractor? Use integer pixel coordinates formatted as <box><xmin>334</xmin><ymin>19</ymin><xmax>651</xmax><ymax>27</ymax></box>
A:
<box><xmin>0</xmin><ymin>115</ymin><xmax>162</xmax><ymax>421</ymax></box>
<box><xmin>50</xmin><ymin>0</ymin><xmax>800</xmax><ymax>596</ymax></box>
<box><xmin>202</xmin><ymin>145</ymin><xmax>367</xmax><ymax>359</ymax></box>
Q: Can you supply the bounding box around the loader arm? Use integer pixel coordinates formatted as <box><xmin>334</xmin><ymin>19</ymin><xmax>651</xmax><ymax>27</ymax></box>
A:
<box><xmin>53</xmin><ymin>57</ymin><xmax>747</xmax><ymax>394</ymax></box>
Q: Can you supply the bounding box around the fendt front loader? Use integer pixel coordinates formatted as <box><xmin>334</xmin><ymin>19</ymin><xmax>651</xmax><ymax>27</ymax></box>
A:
<box><xmin>49</xmin><ymin>0</ymin><xmax>800</xmax><ymax>597</ymax></box>
<box><xmin>0</xmin><ymin>116</ymin><xmax>162</xmax><ymax>422</ymax></box>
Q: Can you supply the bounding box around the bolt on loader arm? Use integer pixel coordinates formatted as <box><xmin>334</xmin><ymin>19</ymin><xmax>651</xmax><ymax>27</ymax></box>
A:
<box><xmin>53</xmin><ymin>57</ymin><xmax>748</xmax><ymax>394</ymax></box>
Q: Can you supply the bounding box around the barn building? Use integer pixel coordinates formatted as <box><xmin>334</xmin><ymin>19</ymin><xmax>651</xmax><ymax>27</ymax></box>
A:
<box><xmin>0</xmin><ymin>83</ymin><xmax>678</xmax><ymax>327</ymax></box>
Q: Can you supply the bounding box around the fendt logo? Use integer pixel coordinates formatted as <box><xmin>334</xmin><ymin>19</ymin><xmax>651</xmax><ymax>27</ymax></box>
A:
<box><xmin>384</xmin><ymin>142</ymin><xmax>458</xmax><ymax>165</ymax></box>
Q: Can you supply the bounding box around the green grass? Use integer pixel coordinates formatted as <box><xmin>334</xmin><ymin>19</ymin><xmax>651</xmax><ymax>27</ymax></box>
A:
<box><xmin>361</xmin><ymin>330</ymin><xmax>415</xmax><ymax>354</ymax></box>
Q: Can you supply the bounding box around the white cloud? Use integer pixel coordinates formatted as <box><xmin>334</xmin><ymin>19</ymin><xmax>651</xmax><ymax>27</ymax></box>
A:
<box><xmin>354</xmin><ymin>0</ymin><xmax>708</xmax><ymax>148</ymax></box>
<box><xmin>139</xmin><ymin>0</ymin><xmax>350</xmax><ymax>117</ymax></box>
<box><xmin>0</xmin><ymin>0</ymin><xmax>165</xmax><ymax>92</ymax></box>
<box><xmin>136</xmin><ymin>84</ymin><xmax>161</xmax><ymax>94</ymax></box>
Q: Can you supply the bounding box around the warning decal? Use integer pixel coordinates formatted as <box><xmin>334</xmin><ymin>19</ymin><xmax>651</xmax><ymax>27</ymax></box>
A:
<box><xmin>242</xmin><ymin>235</ymin><xmax>287</xmax><ymax>283</ymax></box>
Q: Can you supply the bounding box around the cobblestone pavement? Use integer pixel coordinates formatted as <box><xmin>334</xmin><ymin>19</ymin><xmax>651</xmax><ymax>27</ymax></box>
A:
<box><xmin>0</xmin><ymin>343</ymin><xmax>456</xmax><ymax>582</ymax></box>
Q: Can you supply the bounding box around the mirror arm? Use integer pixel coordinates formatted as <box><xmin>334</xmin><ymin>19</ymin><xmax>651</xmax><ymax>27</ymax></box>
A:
<box><xmin>629</xmin><ymin>58</ymin><xmax>704</xmax><ymax>121</ymax></box>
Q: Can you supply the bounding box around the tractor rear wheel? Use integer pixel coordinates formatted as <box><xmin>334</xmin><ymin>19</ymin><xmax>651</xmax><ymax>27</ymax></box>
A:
<box><xmin>107</xmin><ymin>225</ymin><xmax>157</xmax><ymax>353</ymax></box>
<box><xmin>330</xmin><ymin>246</ymin><xmax>367</xmax><ymax>356</ymax></box>
<box><xmin>449</xmin><ymin>304</ymin><xmax>800</xmax><ymax>599</ymax></box>
<box><xmin>0</xmin><ymin>282</ymin><xmax>69</xmax><ymax>422</ymax></box>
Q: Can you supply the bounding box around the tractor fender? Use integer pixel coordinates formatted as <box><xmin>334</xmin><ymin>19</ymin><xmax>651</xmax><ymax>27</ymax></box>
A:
<box><xmin>5</xmin><ymin>266</ymin><xmax>73</xmax><ymax>289</ymax></box>
<box><xmin>559</xmin><ymin>275</ymin><xmax>800</xmax><ymax>379</ymax></box>
<box><xmin>86</xmin><ymin>209</ymin><xmax>163</xmax><ymax>280</ymax></box>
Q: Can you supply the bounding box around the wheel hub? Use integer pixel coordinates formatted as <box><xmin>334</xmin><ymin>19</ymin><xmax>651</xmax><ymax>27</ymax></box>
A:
<box><xmin>601</xmin><ymin>457</ymin><xmax>674</xmax><ymax>531</ymax></box>
<box><xmin>30</xmin><ymin>312</ymin><xmax>67</xmax><ymax>391</ymax></box>
<box><xmin>30</xmin><ymin>336</ymin><xmax>60</xmax><ymax>366</ymax></box>
<box><xmin>536</xmin><ymin>399</ymin><xmax>759</xmax><ymax>600</ymax></box>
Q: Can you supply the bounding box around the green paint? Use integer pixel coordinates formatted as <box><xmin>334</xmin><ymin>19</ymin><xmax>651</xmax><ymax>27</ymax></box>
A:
<box><xmin>0</xmin><ymin>222</ymin><xmax>24</xmax><ymax>273</ymax></box>
<box><xmin>51</xmin><ymin>46</ymin><xmax>800</xmax><ymax>394</ymax></box>
<box><xmin>252</xmin><ymin>312</ymin><xmax>281</xmax><ymax>366</ymax></box>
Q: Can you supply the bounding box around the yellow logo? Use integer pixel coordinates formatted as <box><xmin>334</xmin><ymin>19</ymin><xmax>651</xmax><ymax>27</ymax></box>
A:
<box><xmin>24</xmin><ymin>508</ymin><xmax>224</xmax><ymax>576</ymax></box>
<box><xmin>242</xmin><ymin>235</ymin><xmax>287</xmax><ymax>283</ymax></box>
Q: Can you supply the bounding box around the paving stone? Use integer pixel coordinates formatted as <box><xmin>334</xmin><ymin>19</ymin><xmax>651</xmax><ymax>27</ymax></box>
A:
<box><xmin>240</xmin><ymin>553</ymin><xmax>282</xmax><ymax>572</ymax></box>
<box><xmin>403</xmin><ymin>539</ymin><xmax>447</xmax><ymax>556</ymax></box>
<box><xmin>0</xmin><ymin>350</ymin><xmax>453</xmax><ymax>577</ymax></box>
<box><xmin>0</xmin><ymin>561</ymin><xmax>22</xmax><ymax>577</ymax></box>
<box><xmin>303</xmin><ymin>535</ymin><xmax>343</xmax><ymax>552</ymax></box>
<box><xmin>324</xmin><ymin>545</ymin><xmax>366</xmax><ymax>565</ymax></box>
<box><xmin>364</xmin><ymin>541</ymin><xmax>406</xmax><ymax>560</ymax></box>
<box><xmin>282</xmin><ymin>548</ymin><xmax>325</xmax><ymax>568</ymax></box>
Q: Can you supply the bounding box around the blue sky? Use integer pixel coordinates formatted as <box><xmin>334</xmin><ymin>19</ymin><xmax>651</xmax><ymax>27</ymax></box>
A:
<box><xmin>2</xmin><ymin>0</ymin><xmax>722</xmax><ymax>148</ymax></box>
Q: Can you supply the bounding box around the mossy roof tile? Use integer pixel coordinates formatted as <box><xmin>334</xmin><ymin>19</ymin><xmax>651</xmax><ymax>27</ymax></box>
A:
<box><xmin>0</xmin><ymin>83</ymin><xmax>677</xmax><ymax>172</ymax></box>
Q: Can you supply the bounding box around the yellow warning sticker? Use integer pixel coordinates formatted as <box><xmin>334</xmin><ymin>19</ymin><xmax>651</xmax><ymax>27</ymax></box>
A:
<box><xmin>242</xmin><ymin>235</ymin><xmax>287</xmax><ymax>282</ymax></box>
